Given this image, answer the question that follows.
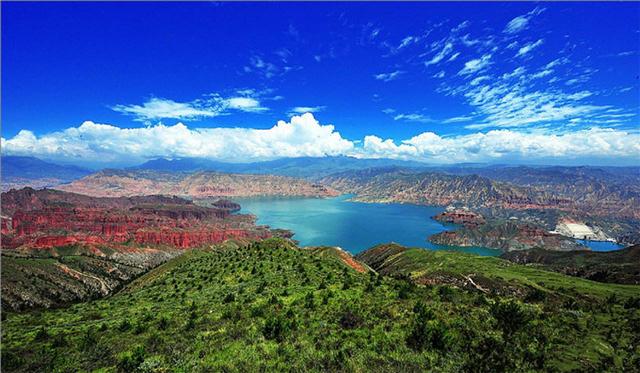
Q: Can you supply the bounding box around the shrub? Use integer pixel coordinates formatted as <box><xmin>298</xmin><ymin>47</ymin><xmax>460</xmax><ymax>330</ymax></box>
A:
<box><xmin>304</xmin><ymin>292</ymin><xmax>315</xmax><ymax>309</ymax></box>
<box><xmin>223</xmin><ymin>292</ymin><xmax>236</xmax><ymax>303</ymax></box>
<box><xmin>491</xmin><ymin>299</ymin><xmax>532</xmax><ymax>337</ymax></box>
<box><xmin>118</xmin><ymin>319</ymin><xmax>132</xmax><ymax>332</ymax></box>
<box><xmin>157</xmin><ymin>316</ymin><xmax>169</xmax><ymax>330</ymax></box>
<box><xmin>406</xmin><ymin>302</ymin><xmax>449</xmax><ymax>351</ymax></box>
<box><xmin>33</xmin><ymin>327</ymin><xmax>49</xmax><ymax>342</ymax></box>
<box><xmin>263</xmin><ymin>315</ymin><xmax>289</xmax><ymax>342</ymax></box>
<box><xmin>116</xmin><ymin>345</ymin><xmax>146</xmax><ymax>372</ymax></box>
<box><xmin>339</xmin><ymin>309</ymin><xmax>363</xmax><ymax>330</ymax></box>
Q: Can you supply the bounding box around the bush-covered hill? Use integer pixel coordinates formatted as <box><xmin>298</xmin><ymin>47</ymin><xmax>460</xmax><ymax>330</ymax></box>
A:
<box><xmin>2</xmin><ymin>238</ymin><xmax>639</xmax><ymax>372</ymax></box>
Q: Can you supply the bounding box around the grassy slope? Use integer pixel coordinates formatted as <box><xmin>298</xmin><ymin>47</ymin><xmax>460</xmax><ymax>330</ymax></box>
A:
<box><xmin>358</xmin><ymin>244</ymin><xmax>639</xmax><ymax>299</ymax></box>
<box><xmin>2</xmin><ymin>239</ymin><xmax>639</xmax><ymax>372</ymax></box>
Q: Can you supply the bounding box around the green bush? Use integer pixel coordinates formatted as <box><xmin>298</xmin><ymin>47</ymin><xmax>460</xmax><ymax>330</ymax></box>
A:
<box><xmin>116</xmin><ymin>345</ymin><xmax>146</xmax><ymax>372</ymax></box>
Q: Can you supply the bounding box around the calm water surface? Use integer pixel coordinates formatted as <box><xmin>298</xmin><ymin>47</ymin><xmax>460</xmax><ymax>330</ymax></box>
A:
<box><xmin>576</xmin><ymin>239</ymin><xmax>624</xmax><ymax>252</ymax></box>
<box><xmin>234</xmin><ymin>195</ymin><xmax>501</xmax><ymax>256</ymax></box>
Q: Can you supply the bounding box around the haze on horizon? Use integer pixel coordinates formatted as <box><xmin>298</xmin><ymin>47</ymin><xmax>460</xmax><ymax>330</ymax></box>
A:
<box><xmin>1</xmin><ymin>2</ymin><xmax>638</xmax><ymax>167</ymax></box>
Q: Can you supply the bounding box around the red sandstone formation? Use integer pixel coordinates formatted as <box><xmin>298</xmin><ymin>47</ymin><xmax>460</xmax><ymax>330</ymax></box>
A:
<box><xmin>433</xmin><ymin>209</ymin><xmax>485</xmax><ymax>228</ymax></box>
<box><xmin>1</xmin><ymin>188</ymin><xmax>270</xmax><ymax>251</ymax></box>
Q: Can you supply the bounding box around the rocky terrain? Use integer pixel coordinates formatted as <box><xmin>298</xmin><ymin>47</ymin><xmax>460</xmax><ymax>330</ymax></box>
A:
<box><xmin>321</xmin><ymin>167</ymin><xmax>639</xmax><ymax>220</ymax></box>
<box><xmin>501</xmin><ymin>245</ymin><xmax>640</xmax><ymax>285</ymax></box>
<box><xmin>431</xmin><ymin>220</ymin><xmax>584</xmax><ymax>252</ymax></box>
<box><xmin>433</xmin><ymin>209</ymin><xmax>486</xmax><ymax>228</ymax></box>
<box><xmin>58</xmin><ymin>169</ymin><xmax>339</xmax><ymax>198</ymax></box>
<box><xmin>552</xmin><ymin>217</ymin><xmax>612</xmax><ymax>241</ymax></box>
<box><xmin>0</xmin><ymin>187</ymin><xmax>273</xmax><ymax>310</ymax></box>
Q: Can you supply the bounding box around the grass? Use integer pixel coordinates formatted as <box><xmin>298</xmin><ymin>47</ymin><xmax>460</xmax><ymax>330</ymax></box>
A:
<box><xmin>2</xmin><ymin>238</ymin><xmax>639</xmax><ymax>372</ymax></box>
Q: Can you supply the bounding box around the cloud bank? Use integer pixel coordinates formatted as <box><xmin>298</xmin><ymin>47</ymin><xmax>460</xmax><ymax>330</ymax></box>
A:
<box><xmin>2</xmin><ymin>114</ymin><xmax>638</xmax><ymax>166</ymax></box>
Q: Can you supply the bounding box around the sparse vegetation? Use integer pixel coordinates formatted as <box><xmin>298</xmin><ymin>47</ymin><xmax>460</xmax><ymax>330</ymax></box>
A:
<box><xmin>2</xmin><ymin>238</ymin><xmax>639</xmax><ymax>372</ymax></box>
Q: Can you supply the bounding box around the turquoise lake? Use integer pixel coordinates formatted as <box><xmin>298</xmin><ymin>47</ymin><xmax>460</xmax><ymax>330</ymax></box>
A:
<box><xmin>234</xmin><ymin>195</ymin><xmax>501</xmax><ymax>256</ymax></box>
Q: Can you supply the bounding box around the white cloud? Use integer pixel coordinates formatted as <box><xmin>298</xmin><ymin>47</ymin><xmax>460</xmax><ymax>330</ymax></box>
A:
<box><xmin>393</xmin><ymin>113</ymin><xmax>434</xmax><ymax>123</ymax></box>
<box><xmin>111</xmin><ymin>98</ymin><xmax>221</xmax><ymax>121</ymax></box>
<box><xmin>516</xmin><ymin>39</ymin><xmax>544</xmax><ymax>57</ymax></box>
<box><xmin>3</xmin><ymin>115</ymin><xmax>638</xmax><ymax>166</ymax></box>
<box><xmin>425</xmin><ymin>42</ymin><xmax>453</xmax><ymax>66</ymax></box>
<box><xmin>531</xmin><ymin>69</ymin><xmax>553</xmax><ymax>79</ymax></box>
<box><xmin>243</xmin><ymin>55</ymin><xmax>300</xmax><ymax>79</ymax></box>
<box><xmin>374</xmin><ymin>70</ymin><xmax>404</xmax><ymax>82</ymax></box>
<box><xmin>289</xmin><ymin>106</ymin><xmax>326</xmax><ymax>115</ymax></box>
<box><xmin>225</xmin><ymin>97</ymin><xmax>268</xmax><ymax>113</ymax></box>
<box><xmin>1</xmin><ymin>113</ymin><xmax>353</xmax><ymax>164</ymax></box>
<box><xmin>398</xmin><ymin>36</ymin><xmax>417</xmax><ymax>49</ymax></box>
<box><xmin>458</xmin><ymin>54</ymin><xmax>492</xmax><ymax>75</ymax></box>
<box><xmin>443</xmin><ymin>116</ymin><xmax>474</xmax><ymax>123</ymax></box>
<box><xmin>112</xmin><ymin>94</ymin><xmax>268</xmax><ymax>122</ymax></box>
<box><xmin>448</xmin><ymin>52</ymin><xmax>461</xmax><ymax>62</ymax></box>
<box><xmin>359</xmin><ymin>127</ymin><xmax>640</xmax><ymax>163</ymax></box>
<box><xmin>504</xmin><ymin>7</ymin><xmax>545</xmax><ymax>34</ymax></box>
<box><xmin>382</xmin><ymin>108</ymin><xmax>396</xmax><ymax>114</ymax></box>
<box><xmin>433</xmin><ymin>71</ymin><xmax>446</xmax><ymax>79</ymax></box>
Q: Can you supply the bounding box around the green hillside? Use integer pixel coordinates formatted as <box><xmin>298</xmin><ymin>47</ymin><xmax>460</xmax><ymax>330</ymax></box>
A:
<box><xmin>2</xmin><ymin>238</ymin><xmax>639</xmax><ymax>372</ymax></box>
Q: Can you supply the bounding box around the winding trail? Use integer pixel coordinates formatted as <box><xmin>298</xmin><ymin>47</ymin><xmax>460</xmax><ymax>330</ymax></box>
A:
<box><xmin>55</xmin><ymin>263</ymin><xmax>110</xmax><ymax>294</ymax></box>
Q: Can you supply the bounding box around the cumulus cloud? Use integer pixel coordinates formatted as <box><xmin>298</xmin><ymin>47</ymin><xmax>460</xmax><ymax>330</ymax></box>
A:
<box><xmin>359</xmin><ymin>128</ymin><xmax>640</xmax><ymax>163</ymax></box>
<box><xmin>374</xmin><ymin>70</ymin><xmax>404</xmax><ymax>82</ymax></box>
<box><xmin>2</xmin><ymin>115</ymin><xmax>638</xmax><ymax>166</ymax></box>
<box><xmin>1</xmin><ymin>113</ymin><xmax>353</xmax><ymax>164</ymax></box>
<box><xmin>504</xmin><ymin>7</ymin><xmax>545</xmax><ymax>34</ymax></box>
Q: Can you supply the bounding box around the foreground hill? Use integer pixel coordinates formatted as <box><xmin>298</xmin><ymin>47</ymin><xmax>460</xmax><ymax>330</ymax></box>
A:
<box><xmin>57</xmin><ymin>169</ymin><xmax>338</xmax><ymax>198</ymax></box>
<box><xmin>2</xmin><ymin>239</ymin><xmax>639</xmax><ymax>372</ymax></box>
<box><xmin>501</xmin><ymin>245</ymin><xmax>640</xmax><ymax>285</ymax></box>
<box><xmin>1</xmin><ymin>156</ymin><xmax>92</xmax><ymax>191</ymax></box>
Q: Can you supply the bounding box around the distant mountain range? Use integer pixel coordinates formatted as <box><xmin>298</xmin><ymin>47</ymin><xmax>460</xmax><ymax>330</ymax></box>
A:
<box><xmin>129</xmin><ymin>156</ymin><xmax>433</xmax><ymax>178</ymax></box>
<box><xmin>1</xmin><ymin>156</ymin><xmax>92</xmax><ymax>191</ymax></box>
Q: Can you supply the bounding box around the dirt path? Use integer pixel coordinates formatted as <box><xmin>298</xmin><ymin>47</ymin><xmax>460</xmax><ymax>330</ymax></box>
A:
<box><xmin>56</xmin><ymin>263</ymin><xmax>110</xmax><ymax>294</ymax></box>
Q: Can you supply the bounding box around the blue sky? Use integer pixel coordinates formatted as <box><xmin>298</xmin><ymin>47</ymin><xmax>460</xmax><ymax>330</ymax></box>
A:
<box><xmin>2</xmin><ymin>2</ymin><xmax>639</xmax><ymax>166</ymax></box>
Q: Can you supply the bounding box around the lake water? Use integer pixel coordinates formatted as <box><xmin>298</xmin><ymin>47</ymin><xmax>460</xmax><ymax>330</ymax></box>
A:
<box><xmin>234</xmin><ymin>195</ymin><xmax>501</xmax><ymax>256</ymax></box>
<box><xmin>576</xmin><ymin>239</ymin><xmax>624</xmax><ymax>252</ymax></box>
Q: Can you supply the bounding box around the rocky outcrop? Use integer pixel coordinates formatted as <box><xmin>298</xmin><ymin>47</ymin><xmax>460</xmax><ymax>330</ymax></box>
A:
<box><xmin>211</xmin><ymin>199</ymin><xmax>241</xmax><ymax>212</ymax></box>
<box><xmin>433</xmin><ymin>209</ymin><xmax>485</xmax><ymax>228</ymax></box>
<box><xmin>430</xmin><ymin>221</ymin><xmax>584</xmax><ymax>252</ymax></box>
<box><xmin>134</xmin><ymin>228</ymin><xmax>270</xmax><ymax>249</ymax></box>
<box><xmin>1</xmin><ymin>188</ymin><xmax>271</xmax><ymax>250</ymax></box>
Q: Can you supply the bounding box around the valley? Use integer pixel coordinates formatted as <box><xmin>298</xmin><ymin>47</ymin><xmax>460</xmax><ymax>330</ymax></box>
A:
<box><xmin>1</xmin><ymin>157</ymin><xmax>639</xmax><ymax>372</ymax></box>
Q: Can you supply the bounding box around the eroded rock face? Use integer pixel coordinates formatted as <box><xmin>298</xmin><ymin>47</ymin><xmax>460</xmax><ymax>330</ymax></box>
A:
<box><xmin>1</xmin><ymin>188</ymin><xmax>271</xmax><ymax>250</ymax></box>
<box><xmin>1</xmin><ymin>188</ymin><xmax>274</xmax><ymax>311</ymax></box>
<box><xmin>430</xmin><ymin>221</ymin><xmax>583</xmax><ymax>252</ymax></box>
<box><xmin>433</xmin><ymin>209</ymin><xmax>485</xmax><ymax>228</ymax></box>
